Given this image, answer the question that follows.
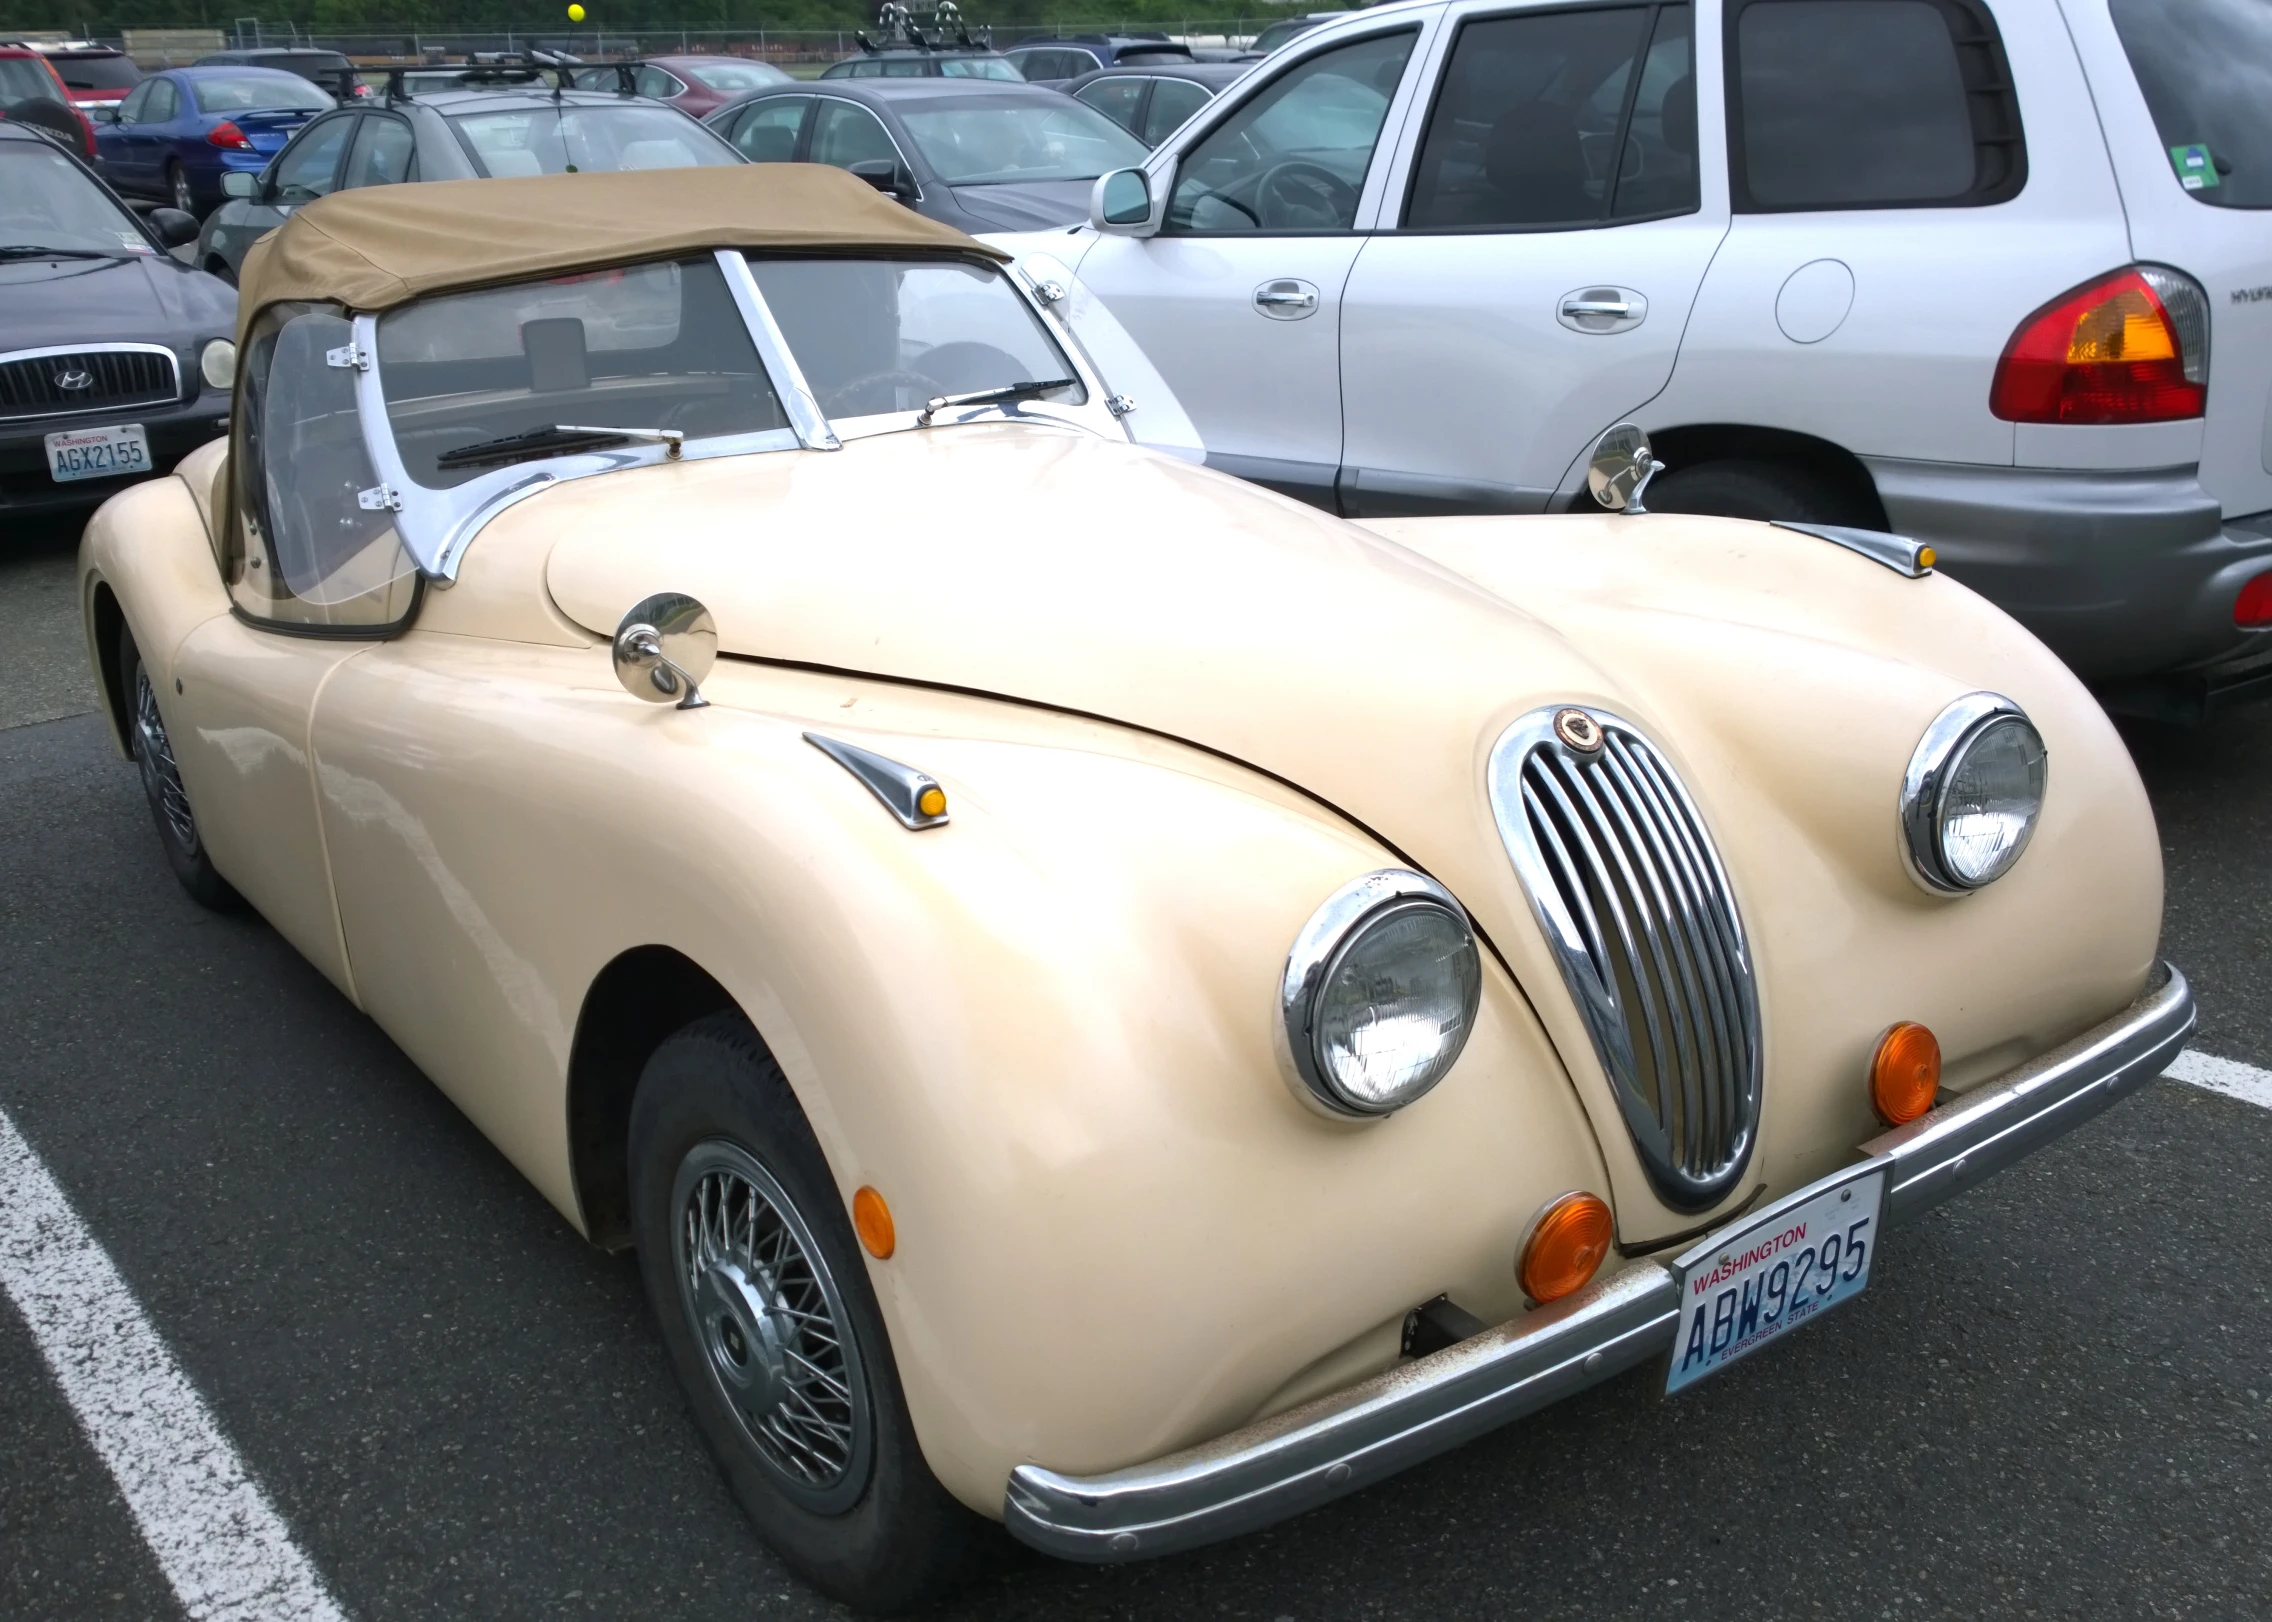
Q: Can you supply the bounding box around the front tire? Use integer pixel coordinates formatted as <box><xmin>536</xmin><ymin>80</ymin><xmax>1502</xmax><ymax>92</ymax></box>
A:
<box><xmin>628</xmin><ymin>1014</ymin><xmax>993</xmax><ymax>1612</ymax></box>
<box><xmin>118</xmin><ymin>627</ymin><xmax>238</xmax><ymax>910</ymax></box>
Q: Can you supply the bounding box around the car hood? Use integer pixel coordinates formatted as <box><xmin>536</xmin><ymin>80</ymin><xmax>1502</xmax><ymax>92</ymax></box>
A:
<box><xmin>0</xmin><ymin>251</ymin><xmax>235</xmax><ymax>354</ymax></box>
<box><xmin>946</xmin><ymin>179</ymin><xmax>1097</xmax><ymax>230</ymax></box>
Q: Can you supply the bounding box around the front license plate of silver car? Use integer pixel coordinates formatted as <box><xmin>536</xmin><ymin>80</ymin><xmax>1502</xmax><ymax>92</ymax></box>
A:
<box><xmin>1665</xmin><ymin>1161</ymin><xmax>1886</xmax><ymax>1395</ymax></box>
<box><xmin>46</xmin><ymin>423</ymin><xmax>151</xmax><ymax>483</ymax></box>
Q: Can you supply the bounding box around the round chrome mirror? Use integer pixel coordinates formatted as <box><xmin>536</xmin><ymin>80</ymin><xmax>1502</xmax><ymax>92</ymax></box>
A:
<box><xmin>613</xmin><ymin>592</ymin><xmax>717</xmax><ymax>710</ymax></box>
<box><xmin>1586</xmin><ymin>422</ymin><xmax>1666</xmax><ymax>515</ymax></box>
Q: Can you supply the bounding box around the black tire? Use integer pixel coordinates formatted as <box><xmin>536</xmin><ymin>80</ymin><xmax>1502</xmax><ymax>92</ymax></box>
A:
<box><xmin>628</xmin><ymin>1013</ymin><xmax>994</xmax><ymax>1612</ymax></box>
<box><xmin>1641</xmin><ymin>458</ymin><xmax>1862</xmax><ymax>525</ymax></box>
<box><xmin>117</xmin><ymin>627</ymin><xmax>238</xmax><ymax>911</ymax></box>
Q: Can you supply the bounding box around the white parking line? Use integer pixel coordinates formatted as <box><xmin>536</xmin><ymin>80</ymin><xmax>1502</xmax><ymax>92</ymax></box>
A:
<box><xmin>2168</xmin><ymin>1048</ymin><xmax>2272</xmax><ymax>1112</ymax></box>
<box><xmin>0</xmin><ymin>1105</ymin><xmax>346</xmax><ymax>1622</ymax></box>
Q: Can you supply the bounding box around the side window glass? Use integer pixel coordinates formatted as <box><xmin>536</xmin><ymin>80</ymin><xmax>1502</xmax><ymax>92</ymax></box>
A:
<box><xmin>116</xmin><ymin>81</ymin><xmax>149</xmax><ymax>123</ymax></box>
<box><xmin>1729</xmin><ymin>0</ymin><xmax>2024</xmax><ymax>210</ymax></box>
<box><xmin>1406</xmin><ymin>5</ymin><xmax>1693</xmax><ymax>230</ymax></box>
<box><xmin>810</xmin><ymin>101</ymin><xmax>898</xmax><ymax>169</ymax></box>
<box><xmin>635</xmin><ymin>65</ymin><xmax>679</xmax><ymax>98</ymax></box>
<box><xmin>880</xmin><ymin>57</ymin><xmax>930</xmax><ymax>77</ymax></box>
<box><xmin>232</xmin><ymin>307</ymin><xmax>419</xmax><ymax>633</ymax></box>
<box><xmin>732</xmin><ymin>97</ymin><xmax>807</xmax><ymax>161</ymax></box>
<box><xmin>1166</xmin><ymin>30</ymin><xmax>1415</xmax><ymax>233</ymax></box>
<box><xmin>1077</xmin><ymin>76</ymin><xmax>1149</xmax><ymax>135</ymax></box>
<box><xmin>144</xmin><ymin>78</ymin><xmax>178</xmax><ymax>122</ymax></box>
<box><xmin>272</xmin><ymin>115</ymin><xmax>352</xmax><ymax>202</ymax></box>
<box><xmin>845</xmin><ymin>60</ymin><xmax>881</xmax><ymax>78</ymax></box>
<box><xmin>342</xmin><ymin>115</ymin><xmax>415</xmax><ymax>189</ymax></box>
<box><xmin>1144</xmin><ymin>77</ymin><xmax>1212</xmax><ymax>145</ymax></box>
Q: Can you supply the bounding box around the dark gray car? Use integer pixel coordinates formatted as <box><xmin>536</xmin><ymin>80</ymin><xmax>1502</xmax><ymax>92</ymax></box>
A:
<box><xmin>704</xmin><ymin>77</ymin><xmax>1148</xmax><ymax>234</ymax></box>
<box><xmin>1062</xmin><ymin>61</ymin><xmax>1250</xmax><ymax>148</ymax></box>
<box><xmin>193</xmin><ymin>80</ymin><xmax>740</xmax><ymax>282</ymax></box>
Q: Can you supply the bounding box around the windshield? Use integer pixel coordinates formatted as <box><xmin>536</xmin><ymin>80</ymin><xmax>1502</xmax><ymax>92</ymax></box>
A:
<box><xmin>376</xmin><ymin>257</ymin><xmax>788</xmax><ymax>488</ymax></box>
<box><xmin>746</xmin><ymin>255</ymin><xmax>1083</xmax><ymax>419</ymax></box>
<box><xmin>938</xmin><ymin>56</ymin><xmax>1023</xmax><ymax>80</ymax></box>
<box><xmin>192</xmin><ymin>72</ymin><xmax>333</xmax><ymax>113</ymax></box>
<box><xmin>2109</xmin><ymin>0</ymin><xmax>2271</xmax><ymax>210</ymax></box>
<box><xmin>683</xmin><ymin>59</ymin><xmax>788</xmax><ymax>92</ymax></box>
<box><xmin>898</xmin><ymin>99</ymin><xmax>1147</xmax><ymax>183</ymax></box>
<box><xmin>448</xmin><ymin>104</ymin><xmax>738</xmax><ymax>177</ymax></box>
<box><xmin>0</xmin><ymin>142</ymin><xmax>147</xmax><ymax>255</ymax></box>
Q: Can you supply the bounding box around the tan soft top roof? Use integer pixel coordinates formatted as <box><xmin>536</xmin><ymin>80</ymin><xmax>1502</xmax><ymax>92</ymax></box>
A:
<box><xmin>234</xmin><ymin>163</ymin><xmax>1009</xmax><ymax>344</ymax></box>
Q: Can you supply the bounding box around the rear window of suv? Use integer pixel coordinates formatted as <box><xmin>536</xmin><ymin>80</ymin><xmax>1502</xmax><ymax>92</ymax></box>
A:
<box><xmin>1726</xmin><ymin>0</ymin><xmax>2024</xmax><ymax>211</ymax></box>
<box><xmin>2109</xmin><ymin>0</ymin><xmax>2270</xmax><ymax>210</ymax></box>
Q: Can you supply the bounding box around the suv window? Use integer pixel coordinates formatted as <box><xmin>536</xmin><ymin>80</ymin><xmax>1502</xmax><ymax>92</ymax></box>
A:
<box><xmin>1406</xmin><ymin>5</ymin><xmax>1694</xmax><ymax>230</ymax></box>
<box><xmin>54</xmin><ymin>54</ymin><xmax>140</xmax><ymax>92</ymax></box>
<box><xmin>1727</xmin><ymin>0</ymin><xmax>2024</xmax><ymax>211</ymax></box>
<box><xmin>2109</xmin><ymin>0</ymin><xmax>2271</xmax><ymax>211</ymax></box>
<box><xmin>1167</xmin><ymin>29</ymin><xmax>1416</xmax><ymax>233</ymax></box>
<box><xmin>272</xmin><ymin>113</ymin><xmax>352</xmax><ymax>201</ymax></box>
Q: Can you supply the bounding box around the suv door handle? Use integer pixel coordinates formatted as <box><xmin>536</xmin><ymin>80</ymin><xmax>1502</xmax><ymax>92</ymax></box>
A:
<box><xmin>1558</xmin><ymin>286</ymin><xmax>1649</xmax><ymax>332</ymax></box>
<box><xmin>1253</xmin><ymin>278</ymin><xmax>1321</xmax><ymax>320</ymax></box>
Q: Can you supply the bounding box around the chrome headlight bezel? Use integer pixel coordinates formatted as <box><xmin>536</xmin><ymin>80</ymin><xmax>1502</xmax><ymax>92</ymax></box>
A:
<box><xmin>1277</xmin><ymin>869</ymin><xmax>1483</xmax><ymax>1119</ymax></box>
<box><xmin>1899</xmin><ymin>692</ymin><xmax>2049</xmax><ymax>894</ymax></box>
<box><xmin>198</xmin><ymin>338</ymin><xmax>236</xmax><ymax>391</ymax></box>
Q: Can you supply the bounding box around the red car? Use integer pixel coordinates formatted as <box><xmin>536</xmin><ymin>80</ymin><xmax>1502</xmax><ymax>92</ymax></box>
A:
<box><xmin>0</xmin><ymin>44</ymin><xmax>96</xmax><ymax>160</ymax></box>
<box><xmin>576</xmin><ymin>55</ymin><xmax>793</xmax><ymax>121</ymax></box>
<box><xmin>24</xmin><ymin>41</ymin><xmax>142</xmax><ymax>114</ymax></box>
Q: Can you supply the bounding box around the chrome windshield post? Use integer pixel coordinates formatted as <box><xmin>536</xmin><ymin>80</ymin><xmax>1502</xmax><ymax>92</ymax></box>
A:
<box><xmin>715</xmin><ymin>249</ymin><xmax>841</xmax><ymax>453</ymax></box>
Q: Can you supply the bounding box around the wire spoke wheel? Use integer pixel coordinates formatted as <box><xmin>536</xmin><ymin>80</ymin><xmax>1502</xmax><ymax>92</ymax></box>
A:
<box><xmin>672</xmin><ymin>1139</ymin><xmax>874</xmax><ymax>1514</ymax></box>
<box><xmin>133</xmin><ymin>662</ymin><xmax>200</xmax><ymax>856</ymax></box>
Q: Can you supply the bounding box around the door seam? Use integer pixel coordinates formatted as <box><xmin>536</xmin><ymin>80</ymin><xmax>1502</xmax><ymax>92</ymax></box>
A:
<box><xmin>302</xmin><ymin>646</ymin><xmax>370</xmax><ymax>1010</ymax></box>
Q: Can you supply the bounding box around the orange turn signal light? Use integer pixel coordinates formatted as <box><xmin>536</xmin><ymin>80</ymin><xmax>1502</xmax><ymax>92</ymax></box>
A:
<box><xmin>853</xmin><ymin>1185</ymin><xmax>896</xmax><ymax>1259</ymax></box>
<box><xmin>1519</xmin><ymin>1191</ymin><xmax>1614</xmax><ymax>1304</ymax></box>
<box><xmin>1870</xmin><ymin>1022</ymin><xmax>1942</xmax><ymax>1125</ymax></box>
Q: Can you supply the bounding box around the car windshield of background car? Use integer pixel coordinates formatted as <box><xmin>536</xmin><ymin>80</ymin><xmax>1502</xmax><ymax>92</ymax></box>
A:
<box><xmin>1249</xmin><ymin>17</ymin><xmax>1337</xmax><ymax>54</ymax></box>
<box><xmin>1168</xmin><ymin>29</ymin><xmax>1413</xmax><ymax>231</ymax></box>
<box><xmin>54</xmin><ymin>54</ymin><xmax>141</xmax><ymax>91</ymax></box>
<box><xmin>936</xmin><ymin>57</ymin><xmax>1022</xmax><ymax>80</ymax></box>
<box><xmin>1406</xmin><ymin>5</ymin><xmax>1694</xmax><ymax>229</ymax></box>
<box><xmin>0</xmin><ymin>143</ymin><xmax>151</xmax><ymax>255</ymax></box>
<box><xmin>0</xmin><ymin>57</ymin><xmax>62</xmax><ymax>104</ymax></box>
<box><xmin>685</xmin><ymin>59</ymin><xmax>788</xmax><ymax>92</ymax></box>
<box><xmin>2109</xmin><ymin>0</ymin><xmax>2270</xmax><ymax>210</ymax></box>
<box><xmin>375</xmin><ymin>257</ymin><xmax>790</xmax><ymax>488</ymax></box>
<box><xmin>192</xmin><ymin>72</ymin><xmax>333</xmax><ymax>114</ymax></box>
<box><xmin>898</xmin><ymin>99</ymin><xmax>1147</xmax><ymax>184</ymax></box>
<box><xmin>745</xmin><ymin>255</ymin><xmax>1086</xmax><ymax>420</ymax></box>
<box><xmin>449</xmin><ymin>104</ymin><xmax>738</xmax><ymax>176</ymax></box>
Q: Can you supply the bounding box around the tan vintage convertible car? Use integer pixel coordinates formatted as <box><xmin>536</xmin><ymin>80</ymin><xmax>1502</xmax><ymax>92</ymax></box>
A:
<box><xmin>80</xmin><ymin>165</ymin><xmax>2194</xmax><ymax>1610</ymax></box>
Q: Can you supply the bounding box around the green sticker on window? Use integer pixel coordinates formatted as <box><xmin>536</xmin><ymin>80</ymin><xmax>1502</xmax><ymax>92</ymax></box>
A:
<box><xmin>2169</xmin><ymin>143</ymin><xmax>2220</xmax><ymax>190</ymax></box>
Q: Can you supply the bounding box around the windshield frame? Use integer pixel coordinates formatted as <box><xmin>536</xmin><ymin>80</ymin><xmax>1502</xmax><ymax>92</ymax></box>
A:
<box><xmin>343</xmin><ymin>246</ymin><xmax>1118</xmax><ymax>581</ymax></box>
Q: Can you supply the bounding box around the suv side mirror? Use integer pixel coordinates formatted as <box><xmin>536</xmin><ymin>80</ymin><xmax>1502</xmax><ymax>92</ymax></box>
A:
<box><xmin>221</xmin><ymin>169</ymin><xmax>259</xmax><ymax>200</ymax></box>
<box><xmin>1091</xmin><ymin>167</ymin><xmax>1155</xmax><ymax>234</ymax></box>
<box><xmin>847</xmin><ymin>158</ymin><xmax>912</xmax><ymax>199</ymax></box>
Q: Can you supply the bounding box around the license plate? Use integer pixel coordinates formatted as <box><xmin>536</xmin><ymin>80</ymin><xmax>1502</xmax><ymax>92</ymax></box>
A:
<box><xmin>46</xmin><ymin>423</ymin><xmax>152</xmax><ymax>484</ymax></box>
<box><xmin>1665</xmin><ymin>1161</ymin><xmax>1885</xmax><ymax>1395</ymax></box>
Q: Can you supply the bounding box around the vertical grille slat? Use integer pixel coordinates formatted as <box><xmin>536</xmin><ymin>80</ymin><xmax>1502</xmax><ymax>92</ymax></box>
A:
<box><xmin>0</xmin><ymin>345</ymin><xmax>180</xmax><ymax>422</ymax></box>
<box><xmin>1489</xmin><ymin>709</ymin><xmax>1762</xmax><ymax>1211</ymax></box>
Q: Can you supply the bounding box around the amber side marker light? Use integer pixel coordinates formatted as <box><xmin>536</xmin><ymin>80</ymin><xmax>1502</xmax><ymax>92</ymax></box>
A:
<box><xmin>853</xmin><ymin>1186</ymin><xmax>896</xmax><ymax>1259</ymax></box>
<box><xmin>1871</xmin><ymin>1022</ymin><xmax>1942</xmax><ymax>1126</ymax></box>
<box><xmin>1519</xmin><ymin>1192</ymin><xmax>1614</xmax><ymax>1304</ymax></box>
<box><xmin>915</xmin><ymin>785</ymin><xmax>948</xmax><ymax>819</ymax></box>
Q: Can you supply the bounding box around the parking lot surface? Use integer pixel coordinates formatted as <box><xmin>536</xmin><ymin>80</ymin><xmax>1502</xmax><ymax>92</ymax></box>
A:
<box><xmin>3</xmin><ymin>515</ymin><xmax>2268</xmax><ymax>1620</ymax></box>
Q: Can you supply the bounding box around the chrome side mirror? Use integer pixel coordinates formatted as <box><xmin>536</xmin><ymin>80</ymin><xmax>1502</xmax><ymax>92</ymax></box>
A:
<box><xmin>613</xmin><ymin>592</ymin><xmax>716</xmax><ymax>710</ymax></box>
<box><xmin>1586</xmin><ymin>422</ymin><xmax>1665</xmax><ymax>515</ymax></box>
<box><xmin>1091</xmin><ymin>167</ymin><xmax>1154</xmax><ymax>234</ymax></box>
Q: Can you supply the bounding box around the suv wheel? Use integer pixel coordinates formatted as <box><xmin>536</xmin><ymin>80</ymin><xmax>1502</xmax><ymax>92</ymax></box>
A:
<box><xmin>1642</xmin><ymin>458</ymin><xmax>1863</xmax><ymax>526</ymax></box>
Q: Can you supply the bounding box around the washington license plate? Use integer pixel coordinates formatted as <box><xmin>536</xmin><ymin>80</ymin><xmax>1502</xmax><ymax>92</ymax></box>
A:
<box><xmin>1665</xmin><ymin>1162</ymin><xmax>1886</xmax><ymax>1395</ymax></box>
<box><xmin>46</xmin><ymin>423</ymin><xmax>151</xmax><ymax>483</ymax></box>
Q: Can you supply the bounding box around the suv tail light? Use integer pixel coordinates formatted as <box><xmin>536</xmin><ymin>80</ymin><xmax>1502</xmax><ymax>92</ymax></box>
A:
<box><xmin>1990</xmin><ymin>266</ymin><xmax>2210</xmax><ymax>425</ymax></box>
<box><xmin>2237</xmin><ymin>572</ymin><xmax>2272</xmax><ymax>629</ymax></box>
<box><xmin>205</xmin><ymin>120</ymin><xmax>253</xmax><ymax>149</ymax></box>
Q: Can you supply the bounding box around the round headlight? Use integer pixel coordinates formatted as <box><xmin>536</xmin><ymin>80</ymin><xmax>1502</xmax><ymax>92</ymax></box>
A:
<box><xmin>199</xmin><ymin>339</ymin><xmax>236</xmax><ymax>392</ymax></box>
<box><xmin>1280</xmin><ymin>871</ymin><xmax>1482</xmax><ymax>1117</ymax></box>
<box><xmin>1900</xmin><ymin>694</ymin><xmax>2048</xmax><ymax>893</ymax></box>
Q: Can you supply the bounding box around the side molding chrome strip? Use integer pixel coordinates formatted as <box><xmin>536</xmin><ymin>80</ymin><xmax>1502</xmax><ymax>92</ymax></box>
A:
<box><xmin>804</xmin><ymin>733</ymin><xmax>949</xmax><ymax>829</ymax></box>
<box><xmin>1772</xmin><ymin>521</ymin><xmax>1935</xmax><ymax>577</ymax></box>
<box><xmin>1003</xmin><ymin>964</ymin><xmax>2193</xmax><ymax>1563</ymax></box>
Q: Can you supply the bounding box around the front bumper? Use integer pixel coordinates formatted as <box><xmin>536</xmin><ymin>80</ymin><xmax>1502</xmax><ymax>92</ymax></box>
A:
<box><xmin>0</xmin><ymin>401</ymin><xmax>227</xmax><ymax>516</ymax></box>
<box><xmin>1004</xmin><ymin>963</ymin><xmax>2195</xmax><ymax>1563</ymax></box>
<box><xmin>1862</xmin><ymin>456</ymin><xmax>2272</xmax><ymax>686</ymax></box>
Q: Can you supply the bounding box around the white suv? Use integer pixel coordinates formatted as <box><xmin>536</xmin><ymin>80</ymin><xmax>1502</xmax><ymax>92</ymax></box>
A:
<box><xmin>1025</xmin><ymin>0</ymin><xmax>2272</xmax><ymax>718</ymax></box>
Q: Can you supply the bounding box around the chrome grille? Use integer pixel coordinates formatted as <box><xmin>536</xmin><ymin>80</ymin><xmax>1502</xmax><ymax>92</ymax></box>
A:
<box><xmin>1488</xmin><ymin>708</ymin><xmax>1760</xmax><ymax>1209</ymax></box>
<box><xmin>0</xmin><ymin>345</ymin><xmax>180</xmax><ymax>421</ymax></box>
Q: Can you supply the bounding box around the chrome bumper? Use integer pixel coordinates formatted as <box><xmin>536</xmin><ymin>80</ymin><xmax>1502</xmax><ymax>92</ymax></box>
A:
<box><xmin>1003</xmin><ymin>965</ymin><xmax>2195</xmax><ymax>1563</ymax></box>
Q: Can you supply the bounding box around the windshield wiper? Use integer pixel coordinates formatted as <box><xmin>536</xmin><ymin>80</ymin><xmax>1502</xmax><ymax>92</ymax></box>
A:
<box><xmin>434</xmin><ymin>423</ymin><xmax>684</xmax><ymax>471</ymax></box>
<box><xmin>0</xmin><ymin>245</ymin><xmax>131</xmax><ymax>261</ymax></box>
<box><xmin>917</xmin><ymin>378</ymin><xmax>1076</xmax><ymax>427</ymax></box>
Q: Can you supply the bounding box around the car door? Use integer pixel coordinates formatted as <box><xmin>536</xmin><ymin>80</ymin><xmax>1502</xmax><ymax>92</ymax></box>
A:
<box><xmin>721</xmin><ymin>94</ymin><xmax>810</xmax><ymax>162</ymax></box>
<box><xmin>1337</xmin><ymin>0</ymin><xmax>1728</xmax><ymax>515</ymax></box>
<box><xmin>101</xmin><ymin>79</ymin><xmax>152</xmax><ymax>190</ymax></box>
<box><xmin>1075</xmin><ymin>22</ymin><xmax>1432</xmax><ymax>505</ymax></box>
<box><xmin>135</xmin><ymin>75</ymin><xmax>182</xmax><ymax>191</ymax></box>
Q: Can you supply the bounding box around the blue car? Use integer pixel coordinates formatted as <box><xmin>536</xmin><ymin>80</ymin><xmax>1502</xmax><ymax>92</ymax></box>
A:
<box><xmin>95</xmin><ymin>65</ymin><xmax>333</xmax><ymax>217</ymax></box>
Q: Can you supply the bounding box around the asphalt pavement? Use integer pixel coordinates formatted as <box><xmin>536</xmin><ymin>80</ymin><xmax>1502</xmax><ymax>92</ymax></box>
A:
<box><xmin>2</xmin><ymin>512</ymin><xmax>2268</xmax><ymax>1620</ymax></box>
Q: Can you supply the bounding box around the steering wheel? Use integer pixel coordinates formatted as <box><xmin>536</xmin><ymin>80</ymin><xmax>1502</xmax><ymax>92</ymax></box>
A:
<box><xmin>1254</xmin><ymin>161</ymin><xmax>1360</xmax><ymax>230</ymax></box>
<box><xmin>820</xmin><ymin>370</ymin><xmax>946</xmax><ymax>417</ymax></box>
